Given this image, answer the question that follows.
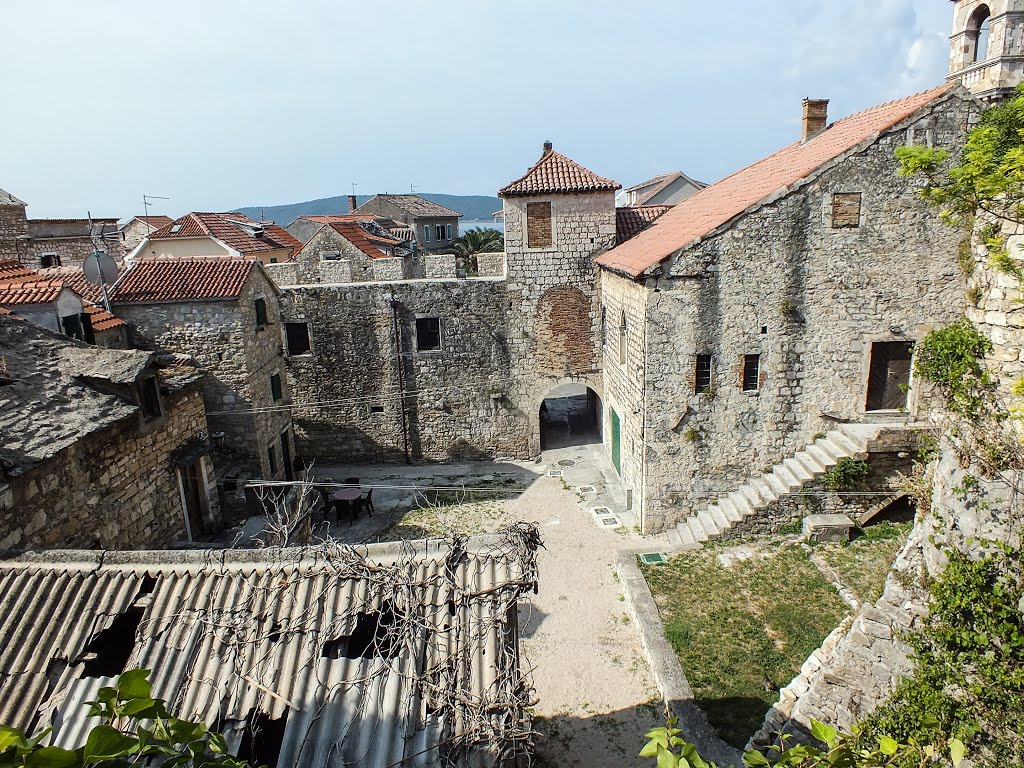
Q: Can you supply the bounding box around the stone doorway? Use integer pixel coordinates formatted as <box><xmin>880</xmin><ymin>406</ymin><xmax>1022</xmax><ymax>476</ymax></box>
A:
<box><xmin>539</xmin><ymin>384</ymin><xmax>602</xmax><ymax>450</ymax></box>
<box><xmin>865</xmin><ymin>341</ymin><xmax>914</xmax><ymax>411</ymax></box>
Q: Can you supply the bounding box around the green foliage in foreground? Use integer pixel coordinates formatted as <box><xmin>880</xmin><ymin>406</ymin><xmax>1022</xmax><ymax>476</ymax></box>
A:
<box><xmin>820</xmin><ymin>458</ymin><xmax>870</xmax><ymax>492</ymax></box>
<box><xmin>913</xmin><ymin>319</ymin><xmax>994</xmax><ymax>421</ymax></box>
<box><xmin>640</xmin><ymin>717</ymin><xmax>965</xmax><ymax>768</ymax></box>
<box><xmin>0</xmin><ymin>669</ymin><xmax>251</xmax><ymax>768</ymax></box>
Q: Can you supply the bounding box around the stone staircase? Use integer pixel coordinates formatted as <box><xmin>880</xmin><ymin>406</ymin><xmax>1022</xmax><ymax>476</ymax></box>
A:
<box><xmin>667</xmin><ymin>423</ymin><xmax>887</xmax><ymax>549</ymax></box>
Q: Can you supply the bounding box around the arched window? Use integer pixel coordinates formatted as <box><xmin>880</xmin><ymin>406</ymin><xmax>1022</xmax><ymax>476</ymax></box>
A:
<box><xmin>618</xmin><ymin>312</ymin><xmax>628</xmax><ymax>365</ymax></box>
<box><xmin>971</xmin><ymin>5</ymin><xmax>992</xmax><ymax>63</ymax></box>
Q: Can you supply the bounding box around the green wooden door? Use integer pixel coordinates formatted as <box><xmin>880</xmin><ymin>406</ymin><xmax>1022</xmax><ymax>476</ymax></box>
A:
<box><xmin>611</xmin><ymin>409</ymin><xmax>621</xmax><ymax>475</ymax></box>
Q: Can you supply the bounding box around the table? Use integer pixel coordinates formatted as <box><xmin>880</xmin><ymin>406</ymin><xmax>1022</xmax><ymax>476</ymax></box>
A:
<box><xmin>331</xmin><ymin>487</ymin><xmax>363</xmax><ymax>523</ymax></box>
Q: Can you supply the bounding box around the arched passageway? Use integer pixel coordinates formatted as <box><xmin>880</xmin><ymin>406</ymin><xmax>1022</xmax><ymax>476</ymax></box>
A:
<box><xmin>539</xmin><ymin>384</ymin><xmax>602</xmax><ymax>450</ymax></box>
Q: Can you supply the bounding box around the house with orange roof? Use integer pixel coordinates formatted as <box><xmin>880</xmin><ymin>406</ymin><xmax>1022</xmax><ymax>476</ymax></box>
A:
<box><xmin>110</xmin><ymin>257</ymin><xmax>295</xmax><ymax>481</ymax></box>
<box><xmin>594</xmin><ymin>84</ymin><xmax>977</xmax><ymax>536</ymax></box>
<box><xmin>119</xmin><ymin>214</ymin><xmax>174</xmax><ymax>254</ymax></box>
<box><xmin>355</xmin><ymin>194</ymin><xmax>462</xmax><ymax>252</ymax></box>
<box><xmin>289</xmin><ymin>219</ymin><xmax>414</xmax><ymax>284</ymax></box>
<box><xmin>130</xmin><ymin>212</ymin><xmax>303</xmax><ymax>266</ymax></box>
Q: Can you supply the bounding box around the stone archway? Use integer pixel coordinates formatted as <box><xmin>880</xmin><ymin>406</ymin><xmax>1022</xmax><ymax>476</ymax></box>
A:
<box><xmin>539</xmin><ymin>384</ymin><xmax>603</xmax><ymax>451</ymax></box>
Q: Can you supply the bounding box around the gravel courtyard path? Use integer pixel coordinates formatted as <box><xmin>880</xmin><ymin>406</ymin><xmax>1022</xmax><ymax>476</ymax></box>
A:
<box><xmin>508</xmin><ymin>449</ymin><xmax>665</xmax><ymax>767</ymax></box>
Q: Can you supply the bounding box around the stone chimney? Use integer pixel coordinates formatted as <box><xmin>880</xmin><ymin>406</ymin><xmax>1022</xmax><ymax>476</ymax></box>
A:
<box><xmin>801</xmin><ymin>99</ymin><xmax>829</xmax><ymax>143</ymax></box>
<box><xmin>542</xmin><ymin>140</ymin><xmax>553</xmax><ymax>155</ymax></box>
<box><xmin>347</xmin><ymin>194</ymin><xmax>358</xmax><ymax>213</ymax></box>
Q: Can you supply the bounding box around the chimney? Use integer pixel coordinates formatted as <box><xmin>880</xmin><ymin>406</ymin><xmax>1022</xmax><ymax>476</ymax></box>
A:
<box><xmin>802</xmin><ymin>99</ymin><xmax>829</xmax><ymax>143</ymax></box>
<box><xmin>347</xmin><ymin>194</ymin><xmax>358</xmax><ymax>213</ymax></box>
<box><xmin>542</xmin><ymin>140</ymin><xmax>553</xmax><ymax>155</ymax></box>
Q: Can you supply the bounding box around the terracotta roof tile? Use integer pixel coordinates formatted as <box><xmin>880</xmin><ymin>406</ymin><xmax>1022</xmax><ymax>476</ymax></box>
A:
<box><xmin>597</xmin><ymin>83</ymin><xmax>958</xmax><ymax>278</ymax></box>
<box><xmin>83</xmin><ymin>303</ymin><xmax>126</xmax><ymax>332</ymax></box>
<box><xmin>150</xmin><ymin>213</ymin><xmax>302</xmax><ymax>257</ymax></box>
<box><xmin>0</xmin><ymin>260</ymin><xmax>37</xmax><ymax>283</ymax></box>
<box><xmin>110</xmin><ymin>257</ymin><xmax>258</xmax><ymax>303</ymax></box>
<box><xmin>37</xmin><ymin>266</ymin><xmax>104</xmax><ymax>302</ymax></box>
<box><xmin>0</xmin><ymin>280</ymin><xmax>67</xmax><ymax>305</ymax></box>
<box><xmin>615</xmin><ymin>206</ymin><xmax>673</xmax><ymax>245</ymax></box>
<box><xmin>499</xmin><ymin>147</ymin><xmax>620</xmax><ymax>197</ymax></box>
<box><xmin>326</xmin><ymin>222</ymin><xmax>389</xmax><ymax>259</ymax></box>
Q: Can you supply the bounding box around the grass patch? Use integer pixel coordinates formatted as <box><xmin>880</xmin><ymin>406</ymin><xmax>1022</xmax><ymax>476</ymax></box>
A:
<box><xmin>642</xmin><ymin>544</ymin><xmax>847</xmax><ymax>748</ymax></box>
<box><xmin>818</xmin><ymin>521</ymin><xmax>911</xmax><ymax>604</ymax></box>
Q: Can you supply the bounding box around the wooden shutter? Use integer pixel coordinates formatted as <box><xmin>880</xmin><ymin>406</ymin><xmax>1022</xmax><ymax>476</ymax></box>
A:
<box><xmin>527</xmin><ymin>202</ymin><xmax>553</xmax><ymax>248</ymax></box>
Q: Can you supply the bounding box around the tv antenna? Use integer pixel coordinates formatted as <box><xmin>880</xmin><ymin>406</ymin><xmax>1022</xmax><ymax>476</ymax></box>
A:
<box><xmin>351</xmin><ymin>182</ymin><xmax>358</xmax><ymax>196</ymax></box>
<box><xmin>142</xmin><ymin>193</ymin><xmax>170</xmax><ymax>218</ymax></box>
<box><xmin>409</xmin><ymin>181</ymin><xmax>416</xmax><ymax>193</ymax></box>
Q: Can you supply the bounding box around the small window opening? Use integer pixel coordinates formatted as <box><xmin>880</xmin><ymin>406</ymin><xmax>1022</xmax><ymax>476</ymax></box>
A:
<box><xmin>617</xmin><ymin>313</ymin><xmax>627</xmax><ymax>365</ymax></box>
<box><xmin>270</xmin><ymin>373</ymin><xmax>283</xmax><ymax>402</ymax></box>
<box><xmin>169</xmin><ymin>223</ymin><xmax>183</xmax><ymax>234</ymax></box>
<box><xmin>831</xmin><ymin>192</ymin><xmax>862</xmax><ymax>228</ymax></box>
<box><xmin>40</xmin><ymin>253</ymin><xmax>61</xmax><ymax>268</ymax></box>
<box><xmin>972</xmin><ymin>5</ymin><xmax>992</xmax><ymax>63</ymax></box>
<box><xmin>341</xmin><ymin>602</ymin><xmax>401</xmax><ymax>659</ymax></box>
<box><xmin>267</xmin><ymin>444</ymin><xmax>278</xmax><ymax>475</ymax></box>
<box><xmin>81</xmin><ymin>607</ymin><xmax>145</xmax><ymax>676</ymax></box>
<box><xmin>254</xmin><ymin>297</ymin><xmax>268</xmax><ymax>329</ymax></box>
<box><xmin>415</xmin><ymin>317</ymin><xmax>441</xmax><ymax>352</ymax></box>
<box><xmin>62</xmin><ymin>314</ymin><xmax>85</xmax><ymax>341</ymax></box>
<box><xmin>369</xmin><ymin>405</ymin><xmax>384</xmax><ymax>414</ymax></box>
<box><xmin>695</xmin><ymin>354</ymin><xmax>712</xmax><ymax>393</ymax></box>
<box><xmin>236</xmin><ymin>711</ymin><xmax>288</xmax><ymax>768</ymax></box>
<box><xmin>138</xmin><ymin>574</ymin><xmax>158</xmax><ymax>597</ymax></box>
<box><xmin>285</xmin><ymin>322</ymin><xmax>311</xmax><ymax>355</ymax></box>
<box><xmin>742</xmin><ymin>354</ymin><xmax>761</xmax><ymax>391</ymax></box>
<box><xmin>140</xmin><ymin>377</ymin><xmax>162</xmax><ymax>422</ymax></box>
<box><xmin>760</xmin><ymin>325</ymin><xmax>768</xmax><ymax>335</ymax></box>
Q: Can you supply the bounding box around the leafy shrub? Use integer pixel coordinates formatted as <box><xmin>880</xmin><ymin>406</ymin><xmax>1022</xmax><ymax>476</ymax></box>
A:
<box><xmin>820</xmin><ymin>458</ymin><xmax>869</xmax><ymax>491</ymax></box>
<box><xmin>914</xmin><ymin>319</ymin><xmax>994</xmax><ymax>419</ymax></box>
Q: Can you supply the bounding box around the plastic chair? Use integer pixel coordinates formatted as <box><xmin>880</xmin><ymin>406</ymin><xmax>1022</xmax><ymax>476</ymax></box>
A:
<box><xmin>354</xmin><ymin>487</ymin><xmax>375</xmax><ymax>517</ymax></box>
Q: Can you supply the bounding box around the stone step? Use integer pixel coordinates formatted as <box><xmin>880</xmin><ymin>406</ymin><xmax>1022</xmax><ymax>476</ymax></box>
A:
<box><xmin>697</xmin><ymin>511</ymin><xmax>722</xmax><ymax>536</ymax></box>
<box><xmin>675</xmin><ymin>524</ymin><xmax>697</xmax><ymax>548</ymax></box>
<box><xmin>750</xmin><ymin>477</ymin><xmax>778</xmax><ymax>504</ymax></box>
<box><xmin>719</xmin><ymin>498</ymin><xmax>744</xmax><ymax>522</ymax></box>
<box><xmin>816</xmin><ymin>437</ymin><xmax>848</xmax><ymax>462</ymax></box>
<box><xmin>784</xmin><ymin>458</ymin><xmax>814</xmax><ymax>482</ymax></box>
<box><xmin>794</xmin><ymin>451</ymin><xmax>825</xmax><ymax>475</ymax></box>
<box><xmin>709</xmin><ymin>504</ymin><xmax>731</xmax><ymax>529</ymax></box>
<box><xmin>729</xmin><ymin>491</ymin><xmax>755</xmax><ymax>517</ymax></box>
<box><xmin>764</xmin><ymin>472</ymin><xmax>790</xmax><ymax>496</ymax></box>
<box><xmin>806</xmin><ymin>443</ymin><xmax>837</xmax><ymax>468</ymax></box>
<box><xmin>667</xmin><ymin>526</ymin><xmax>682</xmax><ymax>547</ymax></box>
<box><xmin>837</xmin><ymin>423</ymin><xmax>878</xmax><ymax>451</ymax></box>
<box><xmin>687</xmin><ymin>517</ymin><xmax>710</xmax><ymax>542</ymax></box>
<box><xmin>738</xmin><ymin>484</ymin><xmax>763</xmax><ymax>508</ymax></box>
<box><xmin>827</xmin><ymin>430</ymin><xmax>863</xmax><ymax>457</ymax></box>
<box><xmin>773</xmin><ymin>465</ymin><xmax>800</xmax><ymax>490</ymax></box>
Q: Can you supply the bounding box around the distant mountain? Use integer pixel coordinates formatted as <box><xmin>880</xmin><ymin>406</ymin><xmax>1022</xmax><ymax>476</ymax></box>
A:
<box><xmin>235</xmin><ymin>193</ymin><xmax>502</xmax><ymax>225</ymax></box>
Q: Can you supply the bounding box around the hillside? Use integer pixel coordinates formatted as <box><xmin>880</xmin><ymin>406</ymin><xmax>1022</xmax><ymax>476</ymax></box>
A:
<box><xmin>235</xmin><ymin>193</ymin><xmax>501</xmax><ymax>225</ymax></box>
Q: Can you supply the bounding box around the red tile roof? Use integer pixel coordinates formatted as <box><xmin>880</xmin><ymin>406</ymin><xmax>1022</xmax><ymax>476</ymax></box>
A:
<box><xmin>327</xmin><ymin>222</ymin><xmax>389</xmax><ymax>259</ymax></box>
<box><xmin>0</xmin><ymin>280</ymin><xmax>68</xmax><ymax>305</ymax></box>
<box><xmin>615</xmin><ymin>206</ymin><xmax>673</xmax><ymax>245</ymax></box>
<box><xmin>499</xmin><ymin>147</ymin><xmax>620</xmax><ymax>197</ymax></box>
<box><xmin>83</xmin><ymin>303</ymin><xmax>126</xmax><ymax>333</ymax></box>
<box><xmin>38</xmin><ymin>266</ymin><xmax>104</xmax><ymax>302</ymax></box>
<box><xmin>150</xmin><ymin>213</ymin><xmax>302</xmax><ymax>257</ymax></box>
<box><xmin>0</xmin><ymin>260</ymin><xmax>37</xmax><ymax>283</ymax></box>
<box><xmin>132</xmin><ymin>215</ymin><xmax>174</xmax><ymax>228</ymax></box>
<box><xmin>597</xmin><ymin>83</ymin><xmax>958</xmax><ymax>278</ymax></box>
<box><xmin>110</xmin><ymin>257</ymin><xmax>259</xmax><ymax>303</ymax></box>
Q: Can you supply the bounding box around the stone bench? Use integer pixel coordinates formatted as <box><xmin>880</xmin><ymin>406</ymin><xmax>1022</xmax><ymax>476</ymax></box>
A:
<box><xmin>802</xmin><ymin>514</ymin><xmax>854</xmax><ymax>543</ymax></box>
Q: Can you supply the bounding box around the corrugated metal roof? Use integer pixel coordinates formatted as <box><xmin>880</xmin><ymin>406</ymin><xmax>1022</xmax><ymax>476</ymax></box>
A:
<box><xmin>0</xmin><ymin>532</ymin><xmax>539</xmax><ymax>768</ymax></box>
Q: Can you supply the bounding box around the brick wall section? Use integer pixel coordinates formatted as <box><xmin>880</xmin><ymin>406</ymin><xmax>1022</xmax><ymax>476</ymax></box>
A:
<box><xmin>114</xmin><ymin>271</ymin><xmax>293</xmax><ymax>478</ymax></box>
<box><xmin>612</xmin><ymin>96</ymin><xmax>971</xmax><ymax>532</ymax></box>
<box><xmin>533</xmin><ymin>285</ymin><xmax>595</xmax><ymax>376</ymax></box>
<box><xmin>0</xmin><ymin>384</ymin><xmax>213</xmax><ymax>550</ymax></box>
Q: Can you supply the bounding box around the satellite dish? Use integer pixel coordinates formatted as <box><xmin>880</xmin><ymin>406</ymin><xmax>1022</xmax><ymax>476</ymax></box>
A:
<box><xmin>83</xmin><ymin>251</ymin><xmax>119</xmax><ymax>286</ymax></box>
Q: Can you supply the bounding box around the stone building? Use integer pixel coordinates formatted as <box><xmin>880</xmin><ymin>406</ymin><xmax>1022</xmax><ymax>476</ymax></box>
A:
<box><xmin>356</xmin><ymin>194</ymin><xmax>462</xmax><ymax>252</ymax></box>
<box><xmin>279</xmin><ymin>142</ymin><xmax>618</xmax><ymax>462</ymax></box>
<box><xmin>110</xmin><ymin>257</ymin><xmax>295</xmax><ymax>479</ymax></box>
<box><xmin>119</xmin><ymin>215</ymin><xmax>173</xmax><ymax>254</ymax></box>
<box><xmin>0</xmin><ymin>189</ymin><xmax>122</xmax><ymax>267</ymax></box>
<box><xmin>130</xmin><ymin>212</ymin><xmax>303</xmax><ymax>265</ymax></box>
<box><xmin>0</xmin><ymin>313</ymin><xmax>219</xmax><ymax>550</ymax></box>
<box><xmin>948</xmin><ymin>0</ymin><xmax>1024</xmax><ymax>101</ymax></box>
<box><xmin>615</xmin><ymin>170</ymin><xmax>706</xmax><ymax>207</ymax></box>
<box><xmin>0</xmin><ymin>188</ymin><xmax>28</xmax><ymax>261</ymax></box>
<box><xmin>595</xmin><ymin>83</ymin><xmax>975</xmax><ymax>534</ymax></box>
<box><xmin>287</xmin><ymin>219</ymin><xmax>412</xmax><ymax>284</ymax></box>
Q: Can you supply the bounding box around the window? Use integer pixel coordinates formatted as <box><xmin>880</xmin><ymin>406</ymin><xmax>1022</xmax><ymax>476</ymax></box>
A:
<box><xmin>695</xmin><ymin>354</ymin><xmax>712</xmax><ymax>393</ymax></box>
<box><xmin>270</xmin><ymin>372</ymin><xmax>283</xmax><ymax>402</ymax></box>
<box><xmin>742</xmin><ymin>354</ymin><xmax>761</xmax><ymax>391</ymax></box>
<box><xmin>526</xmin><ymin>202</ymin><xmax>553</xmax><ymax>248</ymax></box>
<box><xmin>435</xmin><ymin>224</ymin><xmax>445</xmax><ymax>241</ymax></box>
<box><xmin>423</xmin><ymin>225</ymin><xmax>431</xmax><ymax>243</ymax></box>
<box><xmin>285</xmin><ymin>322</ymin><xmax>311</xmax><ymax>355</ymax></box>
<box><xmin>617</xmin><ymin>312</ymin><xmax>627</xmax><ymax>365</ymax></box>
<box><xmin>267</xmin><ymin>444</ymin><xmax>278</xmax><ymax>475</ymax></box>
<box><xmin>62</xmin><ymin>314</ymin><xmax>85</xmax><ymax>340</ymax></box>
<box><xmin>972</xmin><ymin>5</ymin><xmax>992</xmax><ymax>63</ymax></box>
<box><xmin>140</xmin><ymin>376</ymin><xmax>162</xmax><ymax>422</ymax></box>
<box><xmin>40</xmin><ymin>253</ymin><xmax>61</xmax><ymax>268</ymax></box>
<box><xmin>320</xmin><ymin>250</ymin><xmax>341</xmax><ymax>261</ymax></box>
<box><xmin>446</xmin><ymin>223</ymin><xmax>452</xmax><ymax>240</ymax></box>
<box><xmin>415</xmin><ymin>317</ymin><xmax>441</xmax><ymax>351</ymax></box>
<box><xmin>254</xmin><ymin>297</ymin><xmax>268</xmax><ymax>328</ymax></box>
<box><xmin>831</xmin><ymin>193</ymin><xmax>862</xmax><ymax>228</ymax></box>
<box><xmin>369</xmin><ymin>405</ymin><xmax>384</xmax><ymax>414</ymax></box>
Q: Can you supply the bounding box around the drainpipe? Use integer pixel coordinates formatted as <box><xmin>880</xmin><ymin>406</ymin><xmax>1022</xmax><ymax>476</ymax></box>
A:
<box><xmin>639</xmin><ymin>294</ymin><xmax>650</xmax><ymax>533</ymax></box>
<box><xmin>390</xmin><ymin>298</ymin><xmax>411</xmax><ymax>464</ymax></box>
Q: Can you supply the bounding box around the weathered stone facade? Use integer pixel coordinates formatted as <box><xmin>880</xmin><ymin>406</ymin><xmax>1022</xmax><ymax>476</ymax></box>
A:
<box><xmin>0</xmin><ymin>200</ymin><xmax>28</xmax><ymax>261</ymax></box>
<box><xmin>293</xmin><ymin>225</ymin><xmax>410</xmax><ymax>284</ymax></box>
<box><xmin>601</xmin><ymin>92</ymin><xmax>973</xmax><ymax>532</ymax></box>
<box><xmin>114</xmin><ymin>270</ymin><xmax>295</xmax><ymax>479</ymax></box>
<box><xmin>949</xmin><ymin>0</ymin><xmax>1024</xmax><ymax>101</ymax></box>
<box><xmin>0</xmin><ymin>384</ymin><xmax>215</xmax><ymax>550</ymax></box>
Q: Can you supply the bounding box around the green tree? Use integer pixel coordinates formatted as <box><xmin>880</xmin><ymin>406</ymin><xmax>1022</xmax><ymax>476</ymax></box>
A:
<box><xmin>452</xmin><ymin>227</ymin><xmax>504</xmax><ymax>272</ymax></box>
<box><xmin>0</xmin><ymin>669</ymin><xmax>252</xmax><ymax>768</ymax></box>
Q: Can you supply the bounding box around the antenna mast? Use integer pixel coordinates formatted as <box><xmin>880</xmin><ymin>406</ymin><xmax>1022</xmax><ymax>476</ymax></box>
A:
<box><xmin>142</xmin><ymin>193</ymin><xmax>170</xmax><ymax>218</ymax></box>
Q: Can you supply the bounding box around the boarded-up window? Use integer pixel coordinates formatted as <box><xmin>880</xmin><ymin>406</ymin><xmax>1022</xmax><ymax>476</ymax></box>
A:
<box><xmin>527</xmin><ymin>202</ymin><xmax>553</xmax><ymax>248</ymax></box>
<box><xmin>832</xmin><ymin>193</ymin><xmax>862</xmax><ymax>228</ymax></box>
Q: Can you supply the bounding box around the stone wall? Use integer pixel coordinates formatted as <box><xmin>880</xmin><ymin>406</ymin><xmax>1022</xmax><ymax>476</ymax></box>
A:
<box><xmin>264</xmin><ymin>261</ymin><xmax>300</xmax><ymax>286</ymax></box>
<box><xmin>0</xmin><ymin>204</ymin><xmax>28</xmax><ymax>261</ymax></box>
<box><xmin>476</xmin><ymin>252</ymin><xmax>505</xmax><ymax>277</ymax></box>
<box><xmin>633</xmin><ymin>94</ymin><xmax>971</xmax><ymax>533</ymax></box>
<box><xmin>23</xmin><ymin>236</ymin><xmax>124</xmax><ymax>268</ymax></box>
<box><xmin>293</xmin><ymin>226</ymin><xmax>379</xmax><ymax>283</ymax></box>
<box><xmin>115</xmin><ymin>271</ymin><xmax>293</xmax><ymax>478</ymax></box>
<box><xmin>372</xmin><ymin>257</ymin><xmax>406</xmax><ymax>281</ymax></box>
<box><xmin>281</xmin><ymin>279</ymin><xmax>527</xmax><ymax>462</ymax></box>
<box><xmin>0</xmin><ymin>383</ymin><xmax>216</xmax><ymax>550</ymax></box>
<box><xmin>424</xmin><ymin>254</ymin><xmax>456</xmax><ymax>278</ymax></box>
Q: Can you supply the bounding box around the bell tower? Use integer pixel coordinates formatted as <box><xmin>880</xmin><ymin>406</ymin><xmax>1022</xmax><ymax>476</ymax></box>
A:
<box><xmin>948</xmin><ymin>1</ymin><xmax>1024</xmax><ymax>102</ymax></box>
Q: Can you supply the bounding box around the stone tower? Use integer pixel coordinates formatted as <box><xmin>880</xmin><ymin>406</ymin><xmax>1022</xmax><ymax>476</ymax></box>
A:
<box><xmin>948</xmin><ymin>1</ymin><xmax>1024</xmax><ymax>101</ymax></box>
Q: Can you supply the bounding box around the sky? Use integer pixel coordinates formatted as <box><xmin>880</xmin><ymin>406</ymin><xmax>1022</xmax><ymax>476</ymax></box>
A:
<box><xmin>1</xmin><ymin>0</ymin><xmax>954</xmax><ymax>219</ymax></box>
